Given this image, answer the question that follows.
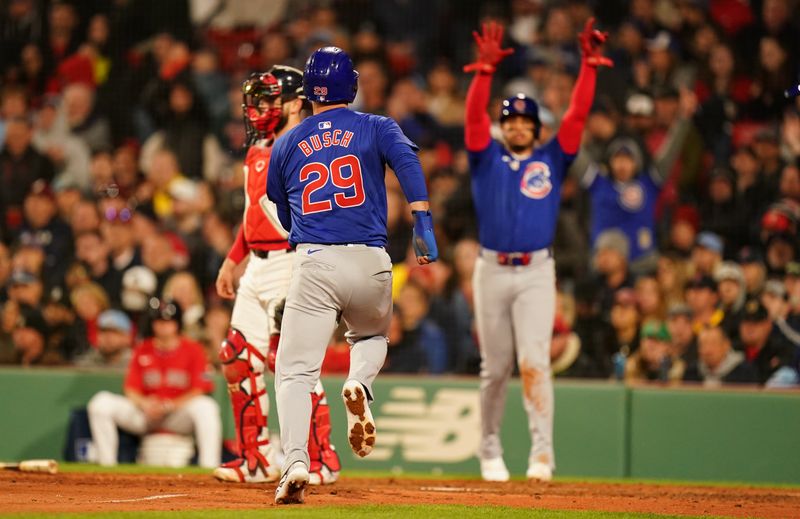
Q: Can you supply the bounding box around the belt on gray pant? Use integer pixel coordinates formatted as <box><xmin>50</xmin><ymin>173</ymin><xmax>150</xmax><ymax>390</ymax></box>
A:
<box><xmin>481</xmin><ymin>247</ymin><xmax>552</xmax><ymax>266</ymax></box>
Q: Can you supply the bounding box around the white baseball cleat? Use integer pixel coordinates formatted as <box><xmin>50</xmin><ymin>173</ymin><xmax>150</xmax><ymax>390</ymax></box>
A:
<box><xmin>480</xmin><ymin>457</ymin><xmax>510</xmax><ymax>482</ymax></box>
<box><xmin>213</xmin><ymin>457</ymin><xmax>280</xmax><ymax>483</ymax></box>
<box><xmin>274</xmin><ymin>461</ymin><xmax>310</xmax><ymax>505</ymax></box>
<box><xmin>526</xmin><ymin>462</ymin><xmax>553</xmax><ymax>482</ymax></box>
<box><xmin>341</xmin><ymin>380</ymin><xmax>376</xmax><ymax>457</ymax></box>
<box><xmin>308</xmin><ymin>464</ymin><xmax>339</xmax><ymax>485</ymax></box>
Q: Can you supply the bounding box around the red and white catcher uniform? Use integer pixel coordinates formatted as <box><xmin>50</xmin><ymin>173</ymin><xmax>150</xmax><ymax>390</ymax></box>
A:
<box><xmin>213</xmin><ymin>142</ymin><xmax>341</xmax><ymax>485</ymax></box>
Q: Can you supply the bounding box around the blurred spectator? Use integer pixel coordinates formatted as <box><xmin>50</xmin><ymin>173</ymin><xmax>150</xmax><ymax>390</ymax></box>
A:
<box><xmin>100</xmin><ymin>204</ymin><xmax>140</xmax><ymax>275</ymax></box>
<box><xmin>715</xmin><ymin>261</ymin><xmax>746</xmax><ymax>334</ymax></box>
<box><xmin>140</xmin><ymin>80</ymin><xmax>226</xmax><ymax>182</ymax></box>
<box><xmin>690</xmin><ymin>231</ymin><xmax>723</xmax><ymax>276</ymax></box>
<box><xmin>75</xmin><ymin>309</ymin><xmax>133</xmax><ymax>369</ymax></box>
<box><xmin>61</xmin><ymin>82</ymin><xmax>111</xmax><ymax>153</ymax></box>
<box><xmin>635</xmin><ymin>274</ymin><xmax>665</xmax><ymax>322</ymax></box>
<box><xmin>610</xmin><ymin>288</ymin><xmax>641</xmax><ymax>359</ymax></box>
<box><xmin>591</xmin><ymin>229</ymin><xmax>633</xmax><ymax>317</ymax></box>
<box><xmin>737</xmin><ymin>247</ymin><xmax>767</xmax><ymax>298</ymax></box>
<box><xmin>32</xmin><ymin>97</ymin><xmax>91</xmax><ymax>190</ymax></box>
<box><xmin>202</xmin><ymin>302</ymin><xmax>230</xmax><ymax>367</ymax></box>
<box><xmin>73</xmin><ymin>230</ymin><xmax>121</xmax><ymax>303</ymax></box>
<box><xmin>387</xmin><ymin>280</ymin><xmax>447</xmax><ymax>374</ymax></box>
<box><xmin>18</xmin><ymin>180</ymin><xmax>73</xmax><ymax>287</ymax></box>
<box><xmin>657</xmin><ymin>251</ymin><xmax>690</xmax><ymax>308</ymax></box>
<box><xmin>700</xmin><ymin>168</ymin><xmax>743</xmax><ymax>253</ymax></box>
<box><xmin>6</xmin><ymin>269</ymin><xmax>44</xmax><ymax>309</ymax></box>
<box><xmin>62</xmin><ymin>281</ymin><xmax>110</xmax><ymax>361</ymax></box>
<box><xmin>162</xmin><ymin>271</ymin><xmax>205</xmax><ymax>341</ymax></box>
<box><xmin>667</xmin><ymin>302</ymin><xmax>698</xmax><ymax>365</ymax></box>
<box><xmin>684</xmin><ymin>326</ymin><xmax>758</xmax><ymax>386</ymax></box>
<box><xmin>550</xmin><ymin>315</ymin><xmax>592</xmax><ymax>378</ymax></box>
<box><xmin>737</xmin><ymin>298</ymin><xmax>794</xmax><ymax>385</ymax></box>
<box><xmin>665</xmin><ymin>204</ymin><xmax>699</xmax><ymax>257</ymax></box>
<box><xmin>625</xmin><ymin>320</ymin><xmax>685</xmax><ymax>383</ymax></box>
<box><xmin>571</xmin><ymin>279</ymin><xmax>616</xmax><ymax>378</ymax></box>
<box><xmin>4</xmin><ymin>301</ymin><xmax>57</xmax><ymax>366</ymax></box>
<box><xmin>0</xmin><ymin>117</ymin><xmax>54</xmax><ymax>241</ymax></box>
<box><xmin>141</xmin><ymin>231</ymin><xmax>177</xmax><ymax>292</ymax></box>
<box><xmin>685</xmin><ymin>274</ymin><xmax>724</xmax><ymax>333</ymax></box>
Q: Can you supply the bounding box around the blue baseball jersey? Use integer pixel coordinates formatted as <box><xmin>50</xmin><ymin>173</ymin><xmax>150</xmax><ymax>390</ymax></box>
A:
<box><xmin>267</xmin><ymin>107</ymin><xmax>428</xmax><ymax>247</ymax></box>
<box><xmin>468</xmin><ymin>137</ymin><xmax>575</xmax><ymax>252</ymax></box>
<box><xmin>583</xmin><ymin>166</ymin><xmax>662</xmax><ymax>260</ymax></box>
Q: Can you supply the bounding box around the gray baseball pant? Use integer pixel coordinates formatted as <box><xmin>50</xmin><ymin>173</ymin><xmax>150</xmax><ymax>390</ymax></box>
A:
<box><xmin>474</xmin><ymin>252</ymin><xmax>556</xmax><ymax>470</ymax></box>
<box><xmin>275</xmin><ymin>244</ymin><xmax>393</xmax><ymax>472</ymax></box>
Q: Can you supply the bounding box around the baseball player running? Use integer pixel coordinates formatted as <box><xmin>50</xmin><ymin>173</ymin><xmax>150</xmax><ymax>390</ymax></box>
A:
<box><xmin>464</xmin><ymin>20</ymin><xmax>610</xmax><ymax>482</ymax></box>
<box><xmin>267</xmin><ymin>46</ymin><xmax>438</xmax><ymax>504</ymax></box>
<box><xmin>212</xmin><ymin>67</ymin><xmax>341</xmax><ymax>486</ymax></box>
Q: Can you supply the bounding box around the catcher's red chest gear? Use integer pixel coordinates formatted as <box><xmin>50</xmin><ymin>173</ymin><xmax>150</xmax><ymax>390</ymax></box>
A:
<box><xmin>242</xmin><ymin>145</ymin><xmax>290</xmax><ymax>250</ymax></box>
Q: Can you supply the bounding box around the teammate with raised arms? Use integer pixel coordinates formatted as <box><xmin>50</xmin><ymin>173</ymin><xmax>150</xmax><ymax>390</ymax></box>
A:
<box><xmin>463</xmin><ymin>20</ymin><xmax>610</xmax><ymax>482</ymax></box>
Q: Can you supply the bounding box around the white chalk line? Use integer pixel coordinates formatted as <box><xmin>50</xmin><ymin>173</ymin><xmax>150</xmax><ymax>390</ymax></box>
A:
<box><xmin>95</xmin><ymin>493</ymin><xmax>189</xmax><ymax>503</ymax></box>
<box><xmin>420</xmin><ymin>486</ymin><xmax>494</xmax><ymax>493</ymax></box>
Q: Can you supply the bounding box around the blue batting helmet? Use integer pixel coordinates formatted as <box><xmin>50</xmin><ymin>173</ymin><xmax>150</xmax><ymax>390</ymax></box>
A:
<box><xmin>303</xmin><ymin>46</ymin><xmax>359</xmax><ymax>104</ymax></box>
<box><xmin>500</xmin><ymin>94</ymin><xmax>541</xmax><ymax>139</ymax></box>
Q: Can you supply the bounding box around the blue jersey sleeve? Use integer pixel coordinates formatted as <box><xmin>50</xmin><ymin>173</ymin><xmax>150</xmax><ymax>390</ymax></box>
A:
<box><xmin>266</xmin><ymin>138</ymin><xmax>292</xmax><ymax>232</ymax></box>
<box><xmin>377</xmin><ymin>117</ymin><xmax>428</xmax><ymax>203</ymax></box>
<box><xmin>540</xmin><ymin>136</ymin><xmax>577</xmax><ymax>181</ymax></box>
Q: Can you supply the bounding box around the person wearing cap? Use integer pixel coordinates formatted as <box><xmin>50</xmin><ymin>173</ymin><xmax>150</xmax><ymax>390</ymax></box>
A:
<box><xmin>683</xmin><ymin>326</ymin><xmax>758</xmax><ymax>386</ymax></box>
<box><xmin>691</xmin><ymin>231</ymin><xmax>723</xmax><ymax>276</ymax></box>
<box><xmin>18</xmin><ymin>179</ymin><xmax>73</xmax><ymax>288</ymax></box>
<box><xmin>736</xmin><ymin>247</ymin><xmax>767</xmax><ymax>298</ymax></box>
<box><xmin>737</xmin><ymin>298</ymin><xmax>794</xmax><ymax>385</ymax></box>
<box><xmin>6</xmin><ymin>269</ymin><xmax>44</xmax><ymax>308</ymax></box>
<box><xmin>666</xmin><ymin>303</ymin><xmax>698</xmax><ymax>365</ymax></box>
<box><xmin>610</xmin><ymin>288</ymin><xmax>641</xmax><ymax>362</ymax></box>
<box><xmin>573</xmin><ymin>87</ymin><xmax>695</xmax><ymax>273</ymax></box>
<box><xmin>685</xmin><ymin>274</ymin><xmax>725</xmax><ymax>334</ymax></box>
<box><xmin>75</xmin><ymin>309</ymin><xmax>133</xmax><ymax>369</ymax></box>
<box><xmin>87</xmin><ymin>298</ymin><xmax>221</xmax><ymax>468</ymax></box>
<box><xmin>781</xmin><ymin>262</ymin><xmax>800</xmax><ymax>341</ymax></box>
<box><xmin>592</xmin><ymin>228</ymin><xmax>634</xmax><ymax>318</ymax></box>
<box><xmin>715</xmin><ymin>261</ymin><xmax>746</xmax><ymax>335</ymax></box>
<box><xmin>624</xmin><ymin>320</ymin><xmax>685</xmax><ymax>383</ymax></box>
<box><xmin>667</xmin><ymin>204</ymin><xmax>700</xmax><ymax>258</ymax></box>
<box><xmin>751</xmin><ymin>127</ymin><xmax>783</xmax><ymax>199</ymax></box>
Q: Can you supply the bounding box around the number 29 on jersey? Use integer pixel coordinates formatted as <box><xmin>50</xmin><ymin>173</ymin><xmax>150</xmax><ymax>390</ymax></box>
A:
<box><xmin>300</xmin><ymin>154</ymin><xmax>365</xmax><ymax>214</ymax></box>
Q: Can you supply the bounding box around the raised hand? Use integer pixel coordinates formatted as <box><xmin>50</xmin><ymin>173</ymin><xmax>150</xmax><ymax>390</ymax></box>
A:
<box><xmin>579</xmin><ymin>17</ymin><xmax>613</xmax><ymax>68</ymax></box>
<box><xmin>463</xmin><ymin>21</ymin><xmax>514</xmax><ymax>74</ymax></box>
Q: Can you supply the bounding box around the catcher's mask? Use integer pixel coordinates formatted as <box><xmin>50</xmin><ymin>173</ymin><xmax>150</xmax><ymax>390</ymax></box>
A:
<box><xmin>242</xmin><ymin>72</ymin><xmax>282</xmax><ymax>144</ymax></box>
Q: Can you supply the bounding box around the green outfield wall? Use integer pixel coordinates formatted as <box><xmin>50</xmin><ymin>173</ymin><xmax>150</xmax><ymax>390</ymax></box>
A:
<box><xmin>0</xmin><ymin>368</ymin><xmax>798</xmax><ymax>483</ymax></box>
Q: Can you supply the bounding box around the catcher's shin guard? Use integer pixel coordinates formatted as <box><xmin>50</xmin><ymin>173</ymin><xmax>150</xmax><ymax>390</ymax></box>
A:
<box><xmin>214</xmin><ymin>328</ymin><xmax>279</xmax><ymax>483</ymax></box>
<box><xmin>308</xmin><ymin>381</ymin><xmax>341</xmax><ymax>485</ymax></box>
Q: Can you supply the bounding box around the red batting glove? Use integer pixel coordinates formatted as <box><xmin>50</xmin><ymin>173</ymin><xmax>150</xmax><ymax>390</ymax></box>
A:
<box><xmin>463</xmin><ymin>21</ymin><xmax>514</xmax><ymax>74</ymax></box>
<box><xmin>579</xmin><ymin>17</ymin><xmax>614</xmax><ymax>68</ymax></box>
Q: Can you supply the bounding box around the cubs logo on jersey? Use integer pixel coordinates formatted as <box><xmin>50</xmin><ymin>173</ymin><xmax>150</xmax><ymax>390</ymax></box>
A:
<box><xmin>618</xmin><ymin>183</ymin><xmax>644</xmax><ymax>211</ymax></box>
<box><xmin>520</xmin><ymin>161</ymin><xmax>552</xmax><ymax>199</ymax></box>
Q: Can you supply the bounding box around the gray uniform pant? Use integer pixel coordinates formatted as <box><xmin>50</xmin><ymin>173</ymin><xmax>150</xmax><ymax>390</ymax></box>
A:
<box><xmin>275</xmin><ymin>244</ymin><xmax>393</xmax><ymax>472</ymax></box>
<box><xmin>474</xmin><ymin>251</ymin><xmax>556</xmax><ymax>470</ymax></box>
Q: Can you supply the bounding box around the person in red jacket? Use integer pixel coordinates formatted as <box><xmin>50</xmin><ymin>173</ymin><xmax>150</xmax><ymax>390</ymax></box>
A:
<box><xmin>87</xmin><ymin>298</ymin><xmax>221</xmax><ymax>467</ymax></box>
<box><xmin>212</xmin><ymin>67</ymin><xmax>340</xmax><ymax>485</ymax></box>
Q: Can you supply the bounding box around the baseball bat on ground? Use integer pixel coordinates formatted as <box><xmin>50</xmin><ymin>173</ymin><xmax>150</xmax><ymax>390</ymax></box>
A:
<box><xmin>0</xmin><ymin>459</ymin><xmax>59</xmax><ymax>474</ymax></box>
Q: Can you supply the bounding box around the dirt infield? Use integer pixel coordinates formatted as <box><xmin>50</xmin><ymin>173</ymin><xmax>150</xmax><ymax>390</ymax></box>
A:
<box><xmin>3</xmin><ymin>471</ymin><xmax>800</xmax><ymax>517</ymax></box>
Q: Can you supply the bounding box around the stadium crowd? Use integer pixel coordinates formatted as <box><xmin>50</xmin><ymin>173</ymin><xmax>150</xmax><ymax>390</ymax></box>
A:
<box><xmin>1</xmin><ymin>0</ymin><xmax>799</xmax><ymax>387</ymax></box>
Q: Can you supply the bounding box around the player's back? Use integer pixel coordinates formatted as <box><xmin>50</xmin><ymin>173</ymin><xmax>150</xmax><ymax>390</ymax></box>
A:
<box><xmin>269</xmin><ymin>107</ymin><xmax>399</xmax><ymax>247</ymax></box>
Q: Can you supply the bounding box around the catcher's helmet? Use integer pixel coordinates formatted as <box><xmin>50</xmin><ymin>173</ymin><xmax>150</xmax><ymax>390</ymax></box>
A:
<box><xmin>241</xmin><ymin>72</ymin><xmax>282</xmax><ymax>143</ymax></box>
<box><xmin>303</xmin><ymin>46</ymin><xmax>359</xmax><ymax>104</ymax></box>
<box><xmin>269</xmin><ymin>65</ymin><xmax>305</xmax><ymax>101</ymax></box>
<box><xmin>268</xmin><ymin>65</ymin><xmax>308</xmax><ymax>134</ymax></box>
<box><xmin>500</xmin><ymin>94</ymin><xmax>542</xmax><ymax>139</ymax></box>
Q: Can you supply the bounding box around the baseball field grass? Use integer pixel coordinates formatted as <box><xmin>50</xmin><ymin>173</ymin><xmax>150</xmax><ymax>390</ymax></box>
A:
<box><xmin>3</xmin><ymin>464</ymin><xmax>799</xmax><ymax>518</ymax></box>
